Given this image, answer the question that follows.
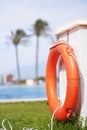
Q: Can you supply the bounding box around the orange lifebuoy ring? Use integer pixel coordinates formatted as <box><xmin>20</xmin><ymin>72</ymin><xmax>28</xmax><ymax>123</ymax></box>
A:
<box><xmin>46</xmin><ymin>40</ymin><xmax>80</xmax><ymax>121</ymax></box>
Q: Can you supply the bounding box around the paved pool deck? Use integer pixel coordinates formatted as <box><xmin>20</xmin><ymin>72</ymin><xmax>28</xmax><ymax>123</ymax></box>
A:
<box><xmin>0</xmin><ymin>98</ymin><xmax>47</xmax><ymax>103</ymax></box>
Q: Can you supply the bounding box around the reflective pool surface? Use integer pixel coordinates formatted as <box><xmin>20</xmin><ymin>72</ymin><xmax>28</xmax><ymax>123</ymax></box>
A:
<box><xmin>0</xmin><ymin>86</ymin><xmax>47</xmax><ymax>101</ymax></box>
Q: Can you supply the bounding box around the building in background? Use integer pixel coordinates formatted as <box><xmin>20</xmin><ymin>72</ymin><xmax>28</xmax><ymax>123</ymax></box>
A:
<box><xmin>0</xmin><ymin>74</ymin><xmax>7</xmax><ymax>85</ymax></box>
<box><xmin>6</xmin><ymin>74</ymin><xmax>14</xmax><ymax>85</ymax></box>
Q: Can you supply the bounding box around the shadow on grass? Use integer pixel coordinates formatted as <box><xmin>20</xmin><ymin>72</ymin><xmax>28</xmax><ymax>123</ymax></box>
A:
<box><xmin>53</xmin><ymin>116</ymin><xmax>87</xmax><ymax>130</ymax></box>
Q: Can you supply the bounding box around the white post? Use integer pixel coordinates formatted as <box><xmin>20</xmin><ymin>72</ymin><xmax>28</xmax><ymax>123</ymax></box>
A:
<box><xmin>68</xmin><ymin>27</ymin><xmax>87</xmax><ymax>119</ymax></box>
<box><xmin>56</xmin><ymin>21</ymin><xmax>87</xmax><ymax>123</ymax></box>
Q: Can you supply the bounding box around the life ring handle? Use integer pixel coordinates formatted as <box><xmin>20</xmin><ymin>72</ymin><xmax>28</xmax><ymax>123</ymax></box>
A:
<box><xmin>46</xmin><ymin>40</ymin><xmax>80</xmax><ymax>121</ymax></box>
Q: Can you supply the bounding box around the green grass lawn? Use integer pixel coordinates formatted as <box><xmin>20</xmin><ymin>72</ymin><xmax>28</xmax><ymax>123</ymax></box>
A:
<box><xmin>0</xmin><ymin>101</ymin><xmax>86</xmax><ymax>130</ymax></box>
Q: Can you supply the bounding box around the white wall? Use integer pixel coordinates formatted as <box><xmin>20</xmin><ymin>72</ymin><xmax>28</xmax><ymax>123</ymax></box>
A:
<box><xmin>58</xmin><ymin>26</ymin><xmax>87</xmax><ymax>117</ymax></box>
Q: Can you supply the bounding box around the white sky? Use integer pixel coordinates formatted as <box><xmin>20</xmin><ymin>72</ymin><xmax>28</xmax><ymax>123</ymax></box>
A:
<box><xmin>0</xmin><ymin>0</ymin><xmax>87</xmax><ymax>76</ymax></box>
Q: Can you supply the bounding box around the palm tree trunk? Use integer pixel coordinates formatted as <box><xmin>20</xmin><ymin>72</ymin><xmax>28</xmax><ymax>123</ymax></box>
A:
<box><xmin>35</xmin><ymin>36</ymin><xmax>39</xmax><ymax>79</ymax></box>
<box><xmin>15</xmin><ymin>45</ymin><xmax>21</xmax><ymax>82</ymax></box>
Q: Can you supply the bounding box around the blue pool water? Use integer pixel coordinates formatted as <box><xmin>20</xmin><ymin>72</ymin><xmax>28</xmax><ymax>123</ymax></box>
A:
<box><xmin>0</xmin><ymin>86</ymin><xmax>47</xmax><ymax>101</ymax></box>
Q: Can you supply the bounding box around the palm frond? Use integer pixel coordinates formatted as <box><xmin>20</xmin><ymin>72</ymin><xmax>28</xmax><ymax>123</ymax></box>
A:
<box><xmin>42</xmin><ymin>33</ymin><xmax>55</xmax><ymax>42</ymax></box>
<box><xmin>11</xmin><ymin>31</ymin><xmax>15</xmax><ymax>37</ymax></box>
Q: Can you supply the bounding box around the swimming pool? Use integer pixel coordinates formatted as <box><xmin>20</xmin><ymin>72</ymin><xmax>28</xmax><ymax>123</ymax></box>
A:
<box><xmin>0</xmin><ymin>86</ymin><xmax>47</xmax><ymax>102</ymax></box>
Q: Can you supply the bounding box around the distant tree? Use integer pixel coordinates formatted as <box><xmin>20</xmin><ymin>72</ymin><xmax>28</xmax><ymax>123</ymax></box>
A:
<box><xmin>8</xmin><ymin>29</ymin><xmax>29</xmax><ymax>82</ymax></box>
<box><xmin>30</xmin><ymin>19</ymin><xmax>53</xmax><ymax>79</ymax></box>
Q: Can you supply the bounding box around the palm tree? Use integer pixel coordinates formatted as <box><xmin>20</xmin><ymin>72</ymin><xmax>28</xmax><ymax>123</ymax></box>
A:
<box><xmin>8</xmin><ymin>29</ymin><xmax>28</xmax><ymax>82</ymax></box>
<box><xmin>30</xmin><ymin>19</ymin><xmax>53</xmax><ymax>79</ymax></box>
